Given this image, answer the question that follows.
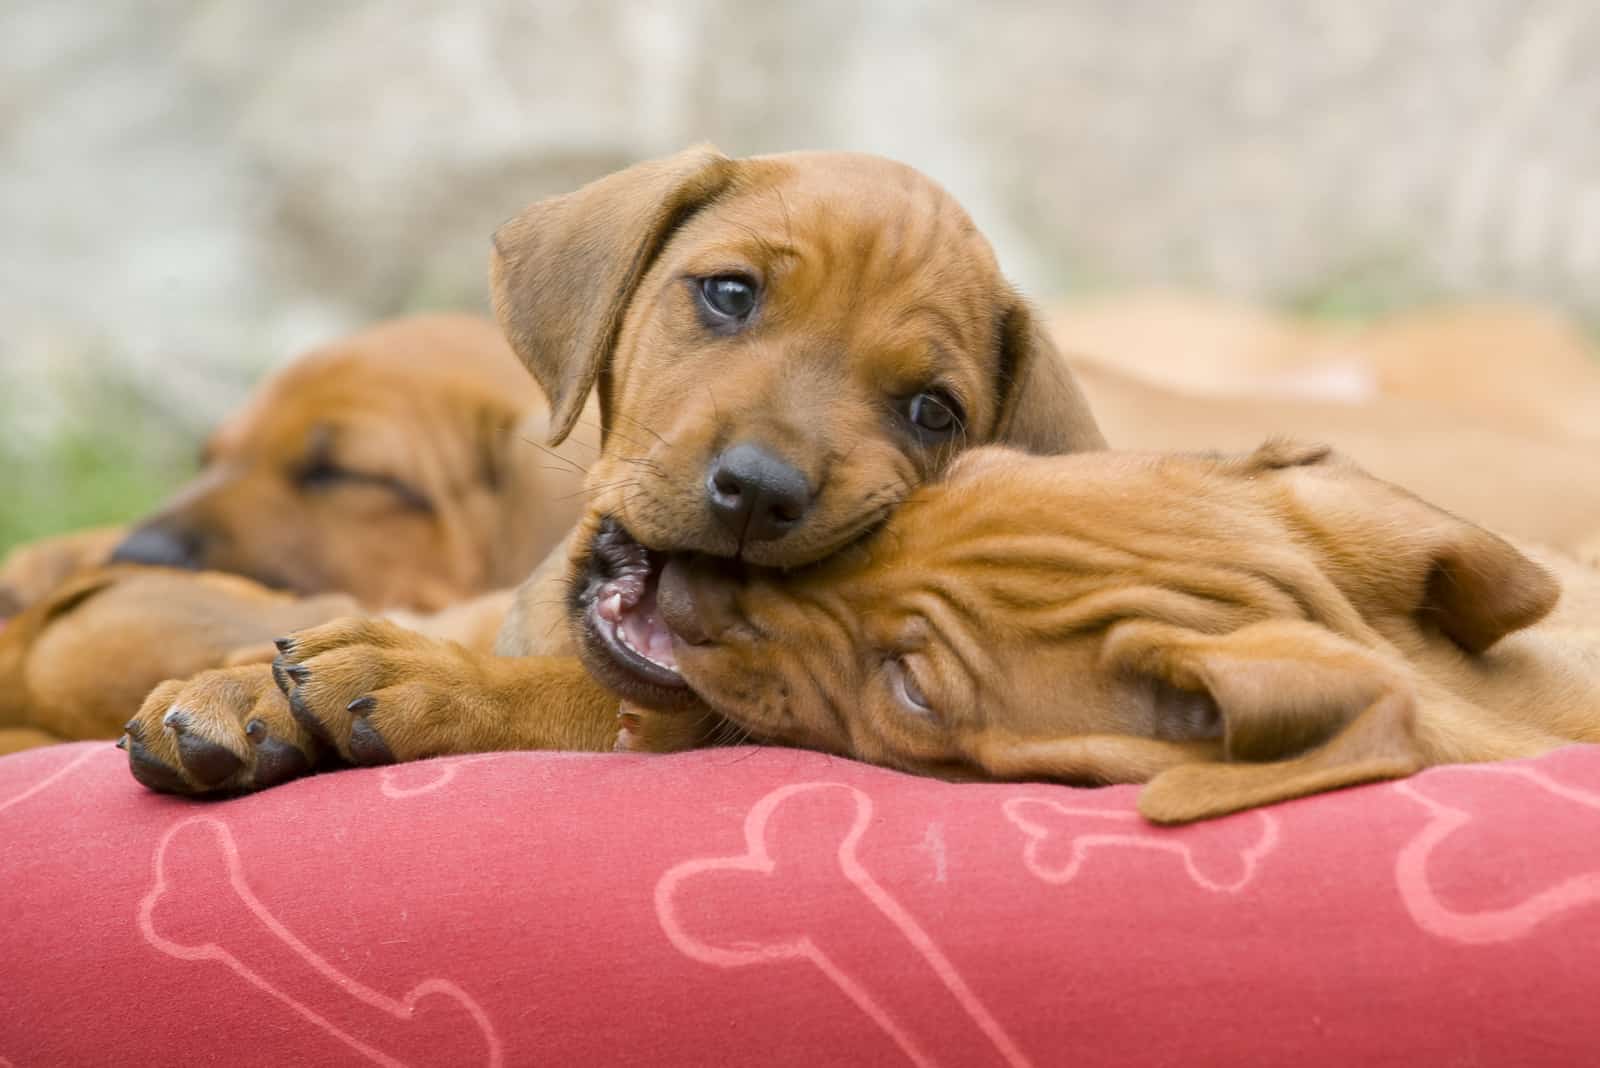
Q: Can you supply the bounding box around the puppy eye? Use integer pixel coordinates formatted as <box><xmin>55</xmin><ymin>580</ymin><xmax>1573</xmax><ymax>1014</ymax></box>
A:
<box><xmin>297</xmin><ymin>462</ymin><xmax>434</xmax><ymax>513</ymax></box>
<box><xmin>887</xmin><ymin>657</ymin><xmax>935</xmax><ymax>717</ymax></box>
<box><xmin>906</xmin><ymin>391</ymin><xmax>963</xmax><ymax>438</ymax></box>
<box><xmin>698</xmin><ymin>275</ymin><xmax>759</xmax><ymax>323</ymax></box>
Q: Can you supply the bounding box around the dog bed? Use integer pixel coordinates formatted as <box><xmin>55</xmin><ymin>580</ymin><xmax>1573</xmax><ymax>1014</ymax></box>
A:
<box><xmin>3</xmin><ymin>741</ymin><xmax>1597</xmax><ymax>1065</ymax></box>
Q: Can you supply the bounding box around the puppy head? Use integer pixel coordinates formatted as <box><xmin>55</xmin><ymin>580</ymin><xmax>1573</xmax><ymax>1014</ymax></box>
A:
<box><xmin>638</xmin><ymin>443</ymin><xmax>1557</xmax><ymax>820</ymax></box>
<box><xmin>495</xmin><ymin>147</ymin><xmax>1104</xmax><ymax>699</ymax></box>
<box><xmin>109</xmin><ymin>316</ymin><xmax>583</xmax><ymax>612</ymax></box>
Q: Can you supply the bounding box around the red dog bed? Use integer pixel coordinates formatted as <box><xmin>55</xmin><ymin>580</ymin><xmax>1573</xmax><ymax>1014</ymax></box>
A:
<box><xmin>3</xmin><ymin>741</ymin><xmax>1598</xmax><ymax>1065</ymax></box>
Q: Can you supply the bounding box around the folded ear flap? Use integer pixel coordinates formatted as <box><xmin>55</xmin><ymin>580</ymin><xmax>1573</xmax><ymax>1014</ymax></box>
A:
<box><xmin>489</xmin><ymin>145</ymin><xmax>737</xmax><ymax>444</ymax></box>
<box><xmin>1420</xmin><ymin>521</ymin><xmax>1558</xmax><ymax>654</ymax></box>
<box><xmin>992</xmin><ymin>298</ymin><xmax>1107</xmax><ymax>455</ymax></box>
<box><xmin>1110</xmin><ymin>620</ymin><xmax>1426</xmax><ymax>824</ymax></box>
<box><xmin>972</xmin><ymin>732</ymin><xmax>1224</xmax><ymax>785</ymax></box>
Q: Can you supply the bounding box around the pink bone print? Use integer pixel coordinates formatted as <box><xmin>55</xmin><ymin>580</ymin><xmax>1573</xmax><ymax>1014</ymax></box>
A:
<box><xmin>1002</xmin><ymin>795</ymin><xmax>1279</xmax><ymax>892</ymax></box>
<box><xmin>655</xmin><ymin>782</ymin><xmax>1031</xmax><ymax>1068</ymax></box>
<box><xmin>1394</xmin><ymin>764</ymin><xmax>1600</xmax><ymax>944</ymax></box>
<box><xmin>139</xmin><ymin>817</ymin><xmax>503</xmax><ymax>1068</ymax></box>
<box><xmin>0</xmin><ymin>745</ymin><xmax>99</xmax><ymax>817</ymax></box>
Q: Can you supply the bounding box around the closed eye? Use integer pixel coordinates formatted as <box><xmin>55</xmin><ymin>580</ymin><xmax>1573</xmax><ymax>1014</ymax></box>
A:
<box><xmin>296</xmin><ymin>462</ymin><xmax>434</xmax><ymax>513</ymax></box>
<box><xmin>886</xmin><ymin>656</ymin><xmax>937</xmax><ymax>719</ymax></box>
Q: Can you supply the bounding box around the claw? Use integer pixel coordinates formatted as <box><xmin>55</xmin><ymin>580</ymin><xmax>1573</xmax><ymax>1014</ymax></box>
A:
<box><xmin>348</xmin><ymin>717</ymin><xmax>395</xmax><ymax>766</ymax></box>
<box><xmin>273</xmin><ymin>636</ymin><xmax>295</xmax><ymax>655</ymax></box>
<box><xmin>123</xmin><ymin>719</ymin><xmax>143</xmax><ymax>743</ymax></box>
<box><xmin>162</xmin><ymin>708</ymin><xmax>189</xmax><ymax>734</ymax></box>
<box><xmin>287</xmin><ymin>688</ymin><xmax>335</xmax><ymax>746</ymax></box>
<box><xmin>346</xmin><ymin>695</ymin><xmax>377</xmax><ymax>716</ymax></box>
<box><xmin>285</xmin><ymin>664</ymin><xmax>310</xmax><ymax>685</ymax></box>
<box><xmin>270</xmin><ymin>655</ymin><xmax>295</xmax><ymax>696</ymax></box>
<box><xmin>114</xmin><ymin>736</ymin><xmax>128</xmax><ymax>751</ymax></box>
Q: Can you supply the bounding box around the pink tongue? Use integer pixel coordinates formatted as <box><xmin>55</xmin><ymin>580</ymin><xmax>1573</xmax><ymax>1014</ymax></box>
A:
<box><xmin>620</xmin><ymin>578</ymin><xmax>678</xmax><ymax>670</ymax></box>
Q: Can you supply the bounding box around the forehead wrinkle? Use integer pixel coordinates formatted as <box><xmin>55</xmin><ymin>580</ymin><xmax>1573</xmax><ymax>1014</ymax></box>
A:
<box><xmin>897</xmin><ymin>584</ymin><xmax>995</xmax><ymax>693</ymax></box>
<box><xmin>785</xmin><ymin>588</ymin><xmax>865</xmax><ymax>745</ymax></box>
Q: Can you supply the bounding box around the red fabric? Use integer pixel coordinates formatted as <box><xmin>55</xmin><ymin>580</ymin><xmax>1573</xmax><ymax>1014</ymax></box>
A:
<box><xmin>3</xmin><ymin>741</ymin><xmax>1599</xmax><ymax>1067</ymax></box>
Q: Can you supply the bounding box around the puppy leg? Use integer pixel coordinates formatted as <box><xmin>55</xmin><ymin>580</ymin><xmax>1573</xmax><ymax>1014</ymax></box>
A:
<box><xmin>121</xmin><ymin>665</ymin><xmax>321</xmax><ymax>795</ymax></box>
<box><xmin>271</xmin><ymin>618</ymin><xmax>620</xmax><ymax>765</ymax></box>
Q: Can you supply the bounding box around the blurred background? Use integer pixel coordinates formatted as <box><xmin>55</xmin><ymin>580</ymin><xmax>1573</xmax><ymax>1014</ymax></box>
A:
<box><xmin>4</xmin><ymin>0</ymin><xmax>1598</xmax><ymax>551</ymax></box>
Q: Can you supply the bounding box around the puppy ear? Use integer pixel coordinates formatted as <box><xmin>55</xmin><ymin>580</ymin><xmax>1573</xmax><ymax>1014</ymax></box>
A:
<box><xmin>1419</xmin><ymin>519</ymin><xmax>1558</xmax><ymax>654</ymax></box>
<box><xmin>1110</xmin><ymin>620</ymin><xmax>1425</xmax><ymax>824</ymax></box>
<box><xmin>489</xmin><ymin>145</ymin><xmax>738</xmax><ymax>444</ymax></box>
<box><xmin>992</xmin><ymin>298</ymin><xmax>1107</xmax><ymax>454</ymax></box>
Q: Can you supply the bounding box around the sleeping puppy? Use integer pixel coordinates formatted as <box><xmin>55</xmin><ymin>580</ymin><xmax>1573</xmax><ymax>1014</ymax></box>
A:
<box><xmin>107</xmin><ymin>314</ymin><xmax>592</xmax><ymax>613</ymax></box>
<box><xmin>118</xmin><ymin>146</ymin><xmax>1108</xmax><ymax>792</ymax></box>
<box><xmin>632</xmin><ymin>442</ymin><xmax>1600</xmax><ymax>823</ymax></box>
<box><xmin>0</xmin><ymin>568</ymin><xmax>359</xmax><ymax>758</ymax></box>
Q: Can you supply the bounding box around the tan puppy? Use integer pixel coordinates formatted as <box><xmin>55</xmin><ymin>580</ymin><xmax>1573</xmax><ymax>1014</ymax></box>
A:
<box><xmin>117</xmin><ymin>146</ymin><xmax>1108</xmax><ymax>792</ymax></box>
<box><xmin>1075</xmin><ymin>360</ymin><xmax>1600</xmax><ymax>553</ymax></box>
<box><xmin>0</xmin><ymin>568</ymin><xmax>358</xmax><ymax>757</ymax></box>
<box><xmin>1048</xmin><ymin>293</ymin><xmax>1600</xmax><ymax>442</ymax></box>
<box><xmin>0</xmin><ymin>526</ymin><xmax>125</xmax><ymax>617</ymax></box>
<box><xmin>109</xmin><ymin>314</ymin><xmax>592</xmax><ymax>613</ymax></box>
<box><xmin>630</xmin><ymin>442</ymin><xmax>1600</xmax><ymax>824</ymax></box>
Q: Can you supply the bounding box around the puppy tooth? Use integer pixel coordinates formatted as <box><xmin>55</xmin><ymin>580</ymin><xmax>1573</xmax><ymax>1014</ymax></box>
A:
<box><xmin>599</xmin><ymin>592</ymin><xmax>624</xmax><ymax>623</ymax></box>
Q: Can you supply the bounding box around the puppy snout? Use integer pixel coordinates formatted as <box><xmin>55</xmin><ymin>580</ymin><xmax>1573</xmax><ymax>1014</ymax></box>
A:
<box><xmin>706</xmin><ymin>443</ymin><xmax>813</xmax><ymax>543</ymax></box>
<box><xmin>110</xmin><ymin>522</ymin><xmax>204</xmax><ymax>570</ymax></box>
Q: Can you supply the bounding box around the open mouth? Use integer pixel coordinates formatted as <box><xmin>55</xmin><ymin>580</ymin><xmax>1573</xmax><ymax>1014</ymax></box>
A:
<box><xmin>577</xmin><ymin>519</ymin><xmax>688</xmax><ymax>696</ymax></box>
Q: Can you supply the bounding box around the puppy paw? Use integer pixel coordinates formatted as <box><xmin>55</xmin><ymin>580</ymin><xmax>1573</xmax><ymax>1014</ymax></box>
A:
<box><xmin>270</xmin><ymin>618</ymin><xmax>488</xmax><ymax>765</ymax></box>
<box><xmin>121</xmin><ymin>664</ymin><xmax>320</xmax><ymax>795</ymax></box>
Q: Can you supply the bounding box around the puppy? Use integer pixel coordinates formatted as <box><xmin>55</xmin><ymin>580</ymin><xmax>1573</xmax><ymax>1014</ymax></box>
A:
<box><xmin>118</xmin><ymin>146</ymin><xmax>1108</xmax><ymax>793</ymax></box>
<box><xmin>109</xmin><ymin>314</ymin><xmax>592</xmax><ymax>613</ymax></box>
<box><xmin>0</xmin><ymin>526</ymin><xmax>125</xmax><ymax>618</ymax></box>
<box><xmin>1075</xmin><ymin>359</ymin><xmax>1600</xmax><ymax>554</ymax></box>
<box><xmin>637</xmin><ymin>442</ymin><xmax>1600</xmax><ymax>823</ymax></box>
<box><xmin>1048</xmin><ymin>293</ymin><xmax>1600</xmax><ymax>443</ymax></box>
<box><xmin>0</xmin><ymin>568</ymin><xmax>359</xmax><ymax>756</ymax></box>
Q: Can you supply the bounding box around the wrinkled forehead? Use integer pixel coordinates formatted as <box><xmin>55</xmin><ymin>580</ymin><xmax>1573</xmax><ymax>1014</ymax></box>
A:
<box><xmin>670</xmin><ymin>156</ymin><xmax>1003</xmax><ymax>308</ymax></box>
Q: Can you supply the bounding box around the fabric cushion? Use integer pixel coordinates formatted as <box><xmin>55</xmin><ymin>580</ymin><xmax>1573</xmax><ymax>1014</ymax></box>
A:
<box><xmin>3</xmin><ymin>740</ymin><xmax>1599</xmax><ymax>1066</ymax></box>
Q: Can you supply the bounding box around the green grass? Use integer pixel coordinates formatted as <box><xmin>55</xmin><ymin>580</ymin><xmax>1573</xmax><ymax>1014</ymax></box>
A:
<box><xmin>0</xmin><ymin>374</ymin><xmax>200</xmax><ymax>555</ymax></box>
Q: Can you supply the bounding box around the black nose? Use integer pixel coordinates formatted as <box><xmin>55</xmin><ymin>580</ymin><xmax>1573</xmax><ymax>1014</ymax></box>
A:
<box><xmin>706</xmin><ymin>443</ymin><xmax>812</xmax><ymax>543</ymax></box>
<box><xmin>109</xmin><ymin>523</ymin><xmax>203</xmax><ymax>570</ymax></box>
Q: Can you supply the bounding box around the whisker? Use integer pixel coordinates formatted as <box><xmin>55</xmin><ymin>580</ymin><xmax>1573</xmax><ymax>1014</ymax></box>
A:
<box><xmin>517</xmin><ymin>436</ymin><xmax>590</xmax><ymax>475</ymax></box>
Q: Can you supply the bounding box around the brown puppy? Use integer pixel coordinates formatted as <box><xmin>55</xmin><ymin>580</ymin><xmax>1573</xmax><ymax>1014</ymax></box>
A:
<box><xmin>1048</xmin><ymin>293</ymin><xmax>1600</xmax><ymax>443</ymax></box>
<box><xmin>118</xmin><ymin>146</ymin><xmax>1107</xmax><ymax>793</ymax></box>
<box><xmin>0</xmin><ymin>526</ymin><xmax>125</xmax><ymax>618</ymax></box>
<box><xmin>0</xmin><ymin>568</ymin><xmax>359</xmax><ymax>757</ymax></box>
<box><xmin>634</xmin><ymin>442</ymin><xmax>1599</xmax><ymax>824</ymax></box>
<box><xmin>1075</xmin><ymin>359</ymin><xmax>1600</xmax><ymax>553</ymax></box>
<box><xmin>109</xmin><ymin>314</ymin><xmax>592</xmax><ymax>613</ymax></box>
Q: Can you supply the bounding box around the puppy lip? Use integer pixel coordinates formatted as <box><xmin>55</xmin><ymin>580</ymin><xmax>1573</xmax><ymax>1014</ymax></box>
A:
<box><xmin>578</xmin><ymin>518</ymin><xmax>688</xmax><ymax>692</ymax></box>
<box><xmin>584</xmin><ymin>597</ymin><xmax>688</xmax><ymax>691</ymax></box>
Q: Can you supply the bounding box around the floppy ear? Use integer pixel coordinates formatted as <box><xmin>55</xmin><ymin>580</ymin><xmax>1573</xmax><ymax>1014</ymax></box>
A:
<box><xmin>992</xmin><ymin>298</ymin><xmax>1107</xmax><ymax>454</ymax></box>
<box><xmin>489</xmin><ymin>145</ymin><xmax>738</xmax><ymax>444</ymax></box>
<box><xmin>1108</xmin><ymin>620</ymin><xmax>1426</xmax><ymax>824</ymax></box>
<box><xmin>1418</xmin><ymin>517</ymin><xmax>1558</xmax><ymax>654</ymax></box>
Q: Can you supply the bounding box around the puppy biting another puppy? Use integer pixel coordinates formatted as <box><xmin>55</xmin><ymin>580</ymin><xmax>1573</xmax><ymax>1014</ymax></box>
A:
<box><xmin>631</xmin><ymin>441</ymin><xmax>1600</xmax><ymax>823</ymax></box>
<box><xmin>117</xmin><ymin>145</ymin><xmax>1111</xmax><ymax>793</ymax></box>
